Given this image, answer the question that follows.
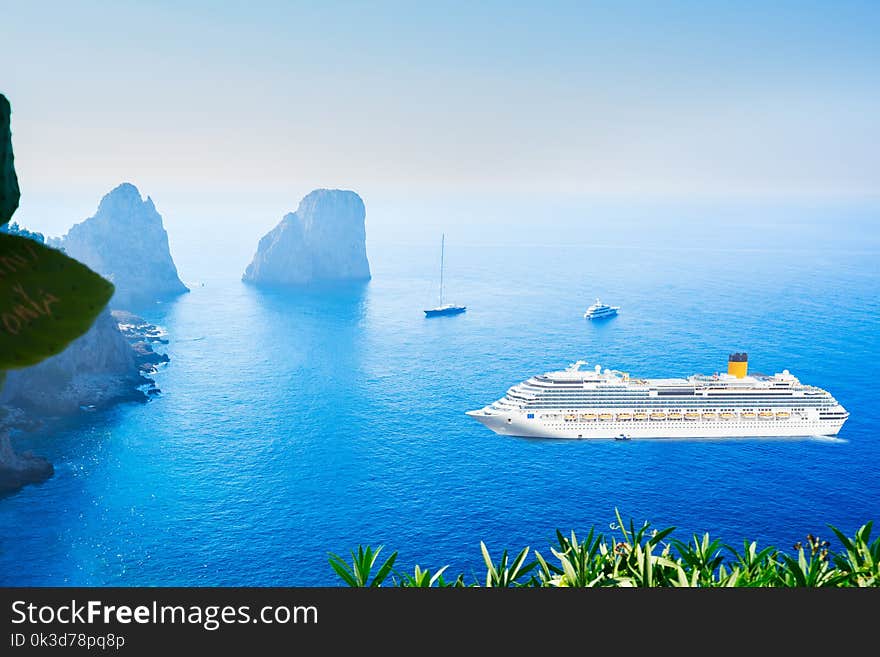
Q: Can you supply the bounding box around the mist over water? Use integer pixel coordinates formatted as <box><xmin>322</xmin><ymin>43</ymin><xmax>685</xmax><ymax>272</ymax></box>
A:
<box><xmin>1</xmin><ymin>198</ymin><xmax>878</xmax><ymax>585</ymax></box>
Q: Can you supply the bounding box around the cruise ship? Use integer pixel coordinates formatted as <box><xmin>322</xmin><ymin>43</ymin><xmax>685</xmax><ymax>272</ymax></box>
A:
<box><xmin>583</xmin><ymin>298</ymin><xmax>619</xmax><ymax>320</ymax></box>
<box><xmin>466</xmin><ymin>353</ymin><xmax>849</xmax><ymax>439</ymax></box>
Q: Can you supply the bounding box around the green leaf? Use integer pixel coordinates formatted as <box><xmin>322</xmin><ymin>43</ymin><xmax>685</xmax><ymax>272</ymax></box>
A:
<box><xmin>0</xmin><ymin>233</ymin><xmax>114</xmax><ymax>368</ymax></box>
<box><xmin>828</xmin><ymin>524</ymin><xmax>856</xmax><ymax>554</ymax></box>
<box><xmin>648</xmin><ymin>526</ymin><xmax>676</xmax><ymax>547</ymax></box>
<box><xmin>429</xmin><ymin>565</ymin><xmax>449</xmax><ymax>587</ymax></box>
<box><xmin>355</xmin><ymin>545</ymin><xmax>373</xmax><ymax>585</ymax></box>
<box><xmin>559</xmin><ymin>553</ymin><xmax>577</xmax><ymax>586</ymax></box>
<box><xmin>780</xmin><ymin>553</ymin><xmax>806</xmax><ymax>587</ymax></box>
<box><xmin>672</xmin><ymin>563</ymin><xmax>692</xmax><ymax>588</ymax></box>
<box><xmin>370</xmin><ymin>550</ymin><xmax>398</xmax><ymax>587</ymax></box>
<box><xmin>0</xmin><ymin>94</ymin><xmax>20</xmax><ymax>226</ymax></box>
<box><xmin>555</xmin><ymin>529</ymin><xmax>568</xmax><ymax>551</ymax></box>
<box><xmin>328</xmin><ymin>553</ymin><xmax>359</xmax><ymax>587</ymax></box>
<box><xmin>480</xmin><ymin>541</ymin><xmax>493</xmax><ymax>572</ymax></box>
<box><xmin>533</xmin><ymin>551</ymin><xmax>552</xmax><ymax>581</ymax></box>
<box><xmin>859</xmin><ymin>521</ymin><xmax>873</xmax><ymax>544</ymax></box>
<box><xmin>510</xmin><ymin>546</ymin><xmax>530</xmax><ymax>577</ymax></box>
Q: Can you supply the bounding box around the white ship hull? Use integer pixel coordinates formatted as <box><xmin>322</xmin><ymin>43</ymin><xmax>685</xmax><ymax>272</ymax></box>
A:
<box><xmin>466</xmin><ymin>409</ymin><xmax>846</xmax><ymax>439</ymax></box>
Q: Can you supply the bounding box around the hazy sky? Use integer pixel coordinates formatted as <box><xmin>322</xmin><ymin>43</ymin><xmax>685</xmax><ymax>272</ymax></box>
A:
<box><xmin>2</xmin><ymin>1</ymin><xmax>879</xmax><ymax>239</ymax></box>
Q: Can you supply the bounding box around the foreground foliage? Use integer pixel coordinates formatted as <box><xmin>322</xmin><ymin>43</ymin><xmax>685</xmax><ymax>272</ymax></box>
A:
<box><xmin>0</xmin><ymin>94</ymin><xmax>114</xmax><ymax>371</ymax></box>
<box><xmin>329</xmin><ymin>511</ymin><xmax>879</xmax><ymax>587</ymax></box>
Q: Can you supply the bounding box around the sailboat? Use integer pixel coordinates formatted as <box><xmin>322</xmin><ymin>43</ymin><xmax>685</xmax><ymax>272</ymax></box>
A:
<box><xmin>424</xmin><ymin>233</ymin><xmax>466</xmax><ymax>317</ymax></box>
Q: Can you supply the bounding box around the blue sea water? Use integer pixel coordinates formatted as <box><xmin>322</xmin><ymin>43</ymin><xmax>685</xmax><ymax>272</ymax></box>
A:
<box><xmin>1</xmin><ymin>199</ymin><xmax>878</xmax><ymax>585</ymax></box>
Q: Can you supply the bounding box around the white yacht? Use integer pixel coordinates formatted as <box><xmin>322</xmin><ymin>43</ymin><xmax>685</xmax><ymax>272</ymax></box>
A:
<box><xmin>583</xmin><ymin>298</ymin><xmax>619</xmax><ymax>320</ymax></box>
<box><xmin>466</xmin><ymin>353</ymin><xmax>849</xmax><ymax>439</ymax></box>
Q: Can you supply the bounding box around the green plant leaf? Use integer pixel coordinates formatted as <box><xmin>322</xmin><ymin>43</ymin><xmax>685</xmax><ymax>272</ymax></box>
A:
<box><xmin>0</xmin><ymin>94</ymin><xmax>20</xmax><ymax>226</ymax></box>
<box><xmin>328</xmin><ymin>552</ymin><xmax>359</xmax><ymax>587</ymax></box>
<box><xmin>480</xmin><ymin>541</ymin><xmax>493</xmax><ymax>572</ymax></box>
<box><xmin>510</xmin><ymin>547</ymin><xmax>530</xmax><ymax>577</ymax></box>
<box><xmin>355</xmin><ymin>545</ymin><xmax>373</xmax><ymax>585</ymax></box>
<box><xmin>370</xmin><ymin>550</ymin><xmax>398</xmax><ymax>587</ymax></box>
<box><xmin>648</xmin><ymin>526</ymin><xmax>676</xmax><ymax>547</ymax></box>
<box><xmin>429</xmin><ymin>565</ymin><xmax>449</xmax><ymax>587</ymax></box>
<box><xmin>0</xmin><ymin>233</ymin><xmax>114</xmax><ymax>369</ymax></box>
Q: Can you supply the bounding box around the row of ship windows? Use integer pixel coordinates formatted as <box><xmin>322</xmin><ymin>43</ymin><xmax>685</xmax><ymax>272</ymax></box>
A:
<box><xmin>517</xmin><ymin>406</ymin><xmax>820</xmax><ymax>415</ymax></box>
<box><xmin>518</xmin><ymin>393</ymin><xmax>824</xmax><ymax>399</ymax></box>
<box><xmin>548</xmin><ymin>418</ymin><xmax>804</xmax><ymax>423</ymax></box>
<box><xmin>538</xmin><ymin>422</ymin><xmax>831</xmax><ymax>431</ymax></box>
<box><xmin>521</xmin><ymin>403</ymin><xmax>830</xmax><ymax>409</ymax></box>
<box><xmin>520</xmin><ymin>399</ymin><xmax>829</xmax><ymax>404</ymax></box>
<box><xmin>528</xmin><ymin>416</ymin><xmax>822</xmax><ymax>427</ymax></box>
<box><xmin>535</xmin><ymin>415</ymin><xmax>805</xmax><ymax>421</ymax></box>
<box><xmin>516</xmin><ymin>399</ymin><xmax>829</xmax><ymax>405</ymax></box>
<box><xmin>536</xmin><ymin>419</ymin><xmax>831</xmax><ymax>424</ymax></box>
<box><xmin>511</xmin><ymin>389</ymin><xmax>827</xmax><ymax>399</ymax></box>
<box><xmin>532</xmin><ymin>418</ymin><xmax>832</xmax><ymax>424</ymax></box>
<box><xmin>517</xmin><ymin>390</ymin><xmax>823</xmax><ymax>396</ymax></box>
<box><xmin>522</xmin><ymin>387</ymin><xmax>807</xmax><ymax>394</ymax></box>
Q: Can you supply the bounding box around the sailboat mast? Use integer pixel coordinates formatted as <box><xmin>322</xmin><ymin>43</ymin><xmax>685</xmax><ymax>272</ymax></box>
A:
<box><xmin>439</xmin><ymin>233</ymin><xmax>445</xmax><ymax>306</ymax></box>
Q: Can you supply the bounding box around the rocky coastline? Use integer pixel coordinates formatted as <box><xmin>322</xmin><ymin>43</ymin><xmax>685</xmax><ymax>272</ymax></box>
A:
<box><xmin>112</xmin><ymin>310</ymin><xmax>171</xmax><ymax>377</ymax></box>
<box><xmin>0</xmin><ymin>311</ymin><xmax>169</xmax><ymax>493</ymax></box>
<box><xmin>0</xmin><ymin>182</ymin><xmax>185</xmax><ymax>494</ymax></box>
<box><xmin>0</xmin><ymin>429</ymin><xmax>53</xmax><ymax>494</ymax></box>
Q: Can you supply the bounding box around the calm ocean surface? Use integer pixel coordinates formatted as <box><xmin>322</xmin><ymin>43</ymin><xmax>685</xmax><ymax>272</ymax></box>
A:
<box><xmin>1</xmin><ymin>200</ymin><xmax>878</xmax><ymax>585</ymax></box>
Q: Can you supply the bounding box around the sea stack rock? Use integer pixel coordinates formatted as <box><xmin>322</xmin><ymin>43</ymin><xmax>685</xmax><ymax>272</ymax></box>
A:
<box><xmin>58</xmin><ymin>183</ymin><xmax>188</xmax><ymax>307</ymax></box>
<box><xmin>243</xmin><ymin>189</ymin><xmax>371</xmax><ymax>286</ymax></box>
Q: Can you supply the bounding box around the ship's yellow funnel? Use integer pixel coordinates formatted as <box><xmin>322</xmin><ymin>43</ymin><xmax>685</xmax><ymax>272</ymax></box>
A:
<box><xmin>728</xmin><ymin>352</ymin><xmax>748</xmax><ymax>378</ymax></box>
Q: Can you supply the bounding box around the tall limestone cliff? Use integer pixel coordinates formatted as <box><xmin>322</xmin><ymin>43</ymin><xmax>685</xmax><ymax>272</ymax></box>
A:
<box><xmin>243</xmin><ymin>189</ymin><xmax>371</xmax><ymax>286</ymax></box>
<box><xmin>56</xmin><ymin>183</ymin><xmax>188</xmax><ymax>307</ymax></box>
<box><xmin>0</xmin><ymin>103</ymin><xmax>172</xmax><ymax>491</ymax></box>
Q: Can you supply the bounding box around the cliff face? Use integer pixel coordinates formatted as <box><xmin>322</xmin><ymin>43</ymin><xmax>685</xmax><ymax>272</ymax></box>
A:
<box><xmin>243</xmin><ymin>189</ymin><xmax>371</xmax><ymax>286</ymax></box>
<box><xmin>0</xmin><ymin>94</ymin><xmax>20</xmax><ymax>225</ymax></box>
<box><xmin>0</xmin><ymin>307</ymin><xmax>147</xmax><ymax>492</ymax></box>
<box><xmin>57</xmin><ymin>183</ymin><xmax>188</xmax><ymax>307</ymax></box>
<box><xmin>0</xmin><ymin>194</ymin><xmax>177</xmax><ymax>491</ymax></box>
<box><xmin>0</xmin><ymin>431</ymin><xmax>52</xmax><ymax>493</ymax></box>
<box><xmin>0</xmin><ymin>309</ymin><xmax>145</xmax><ymax>416</ymax></box>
